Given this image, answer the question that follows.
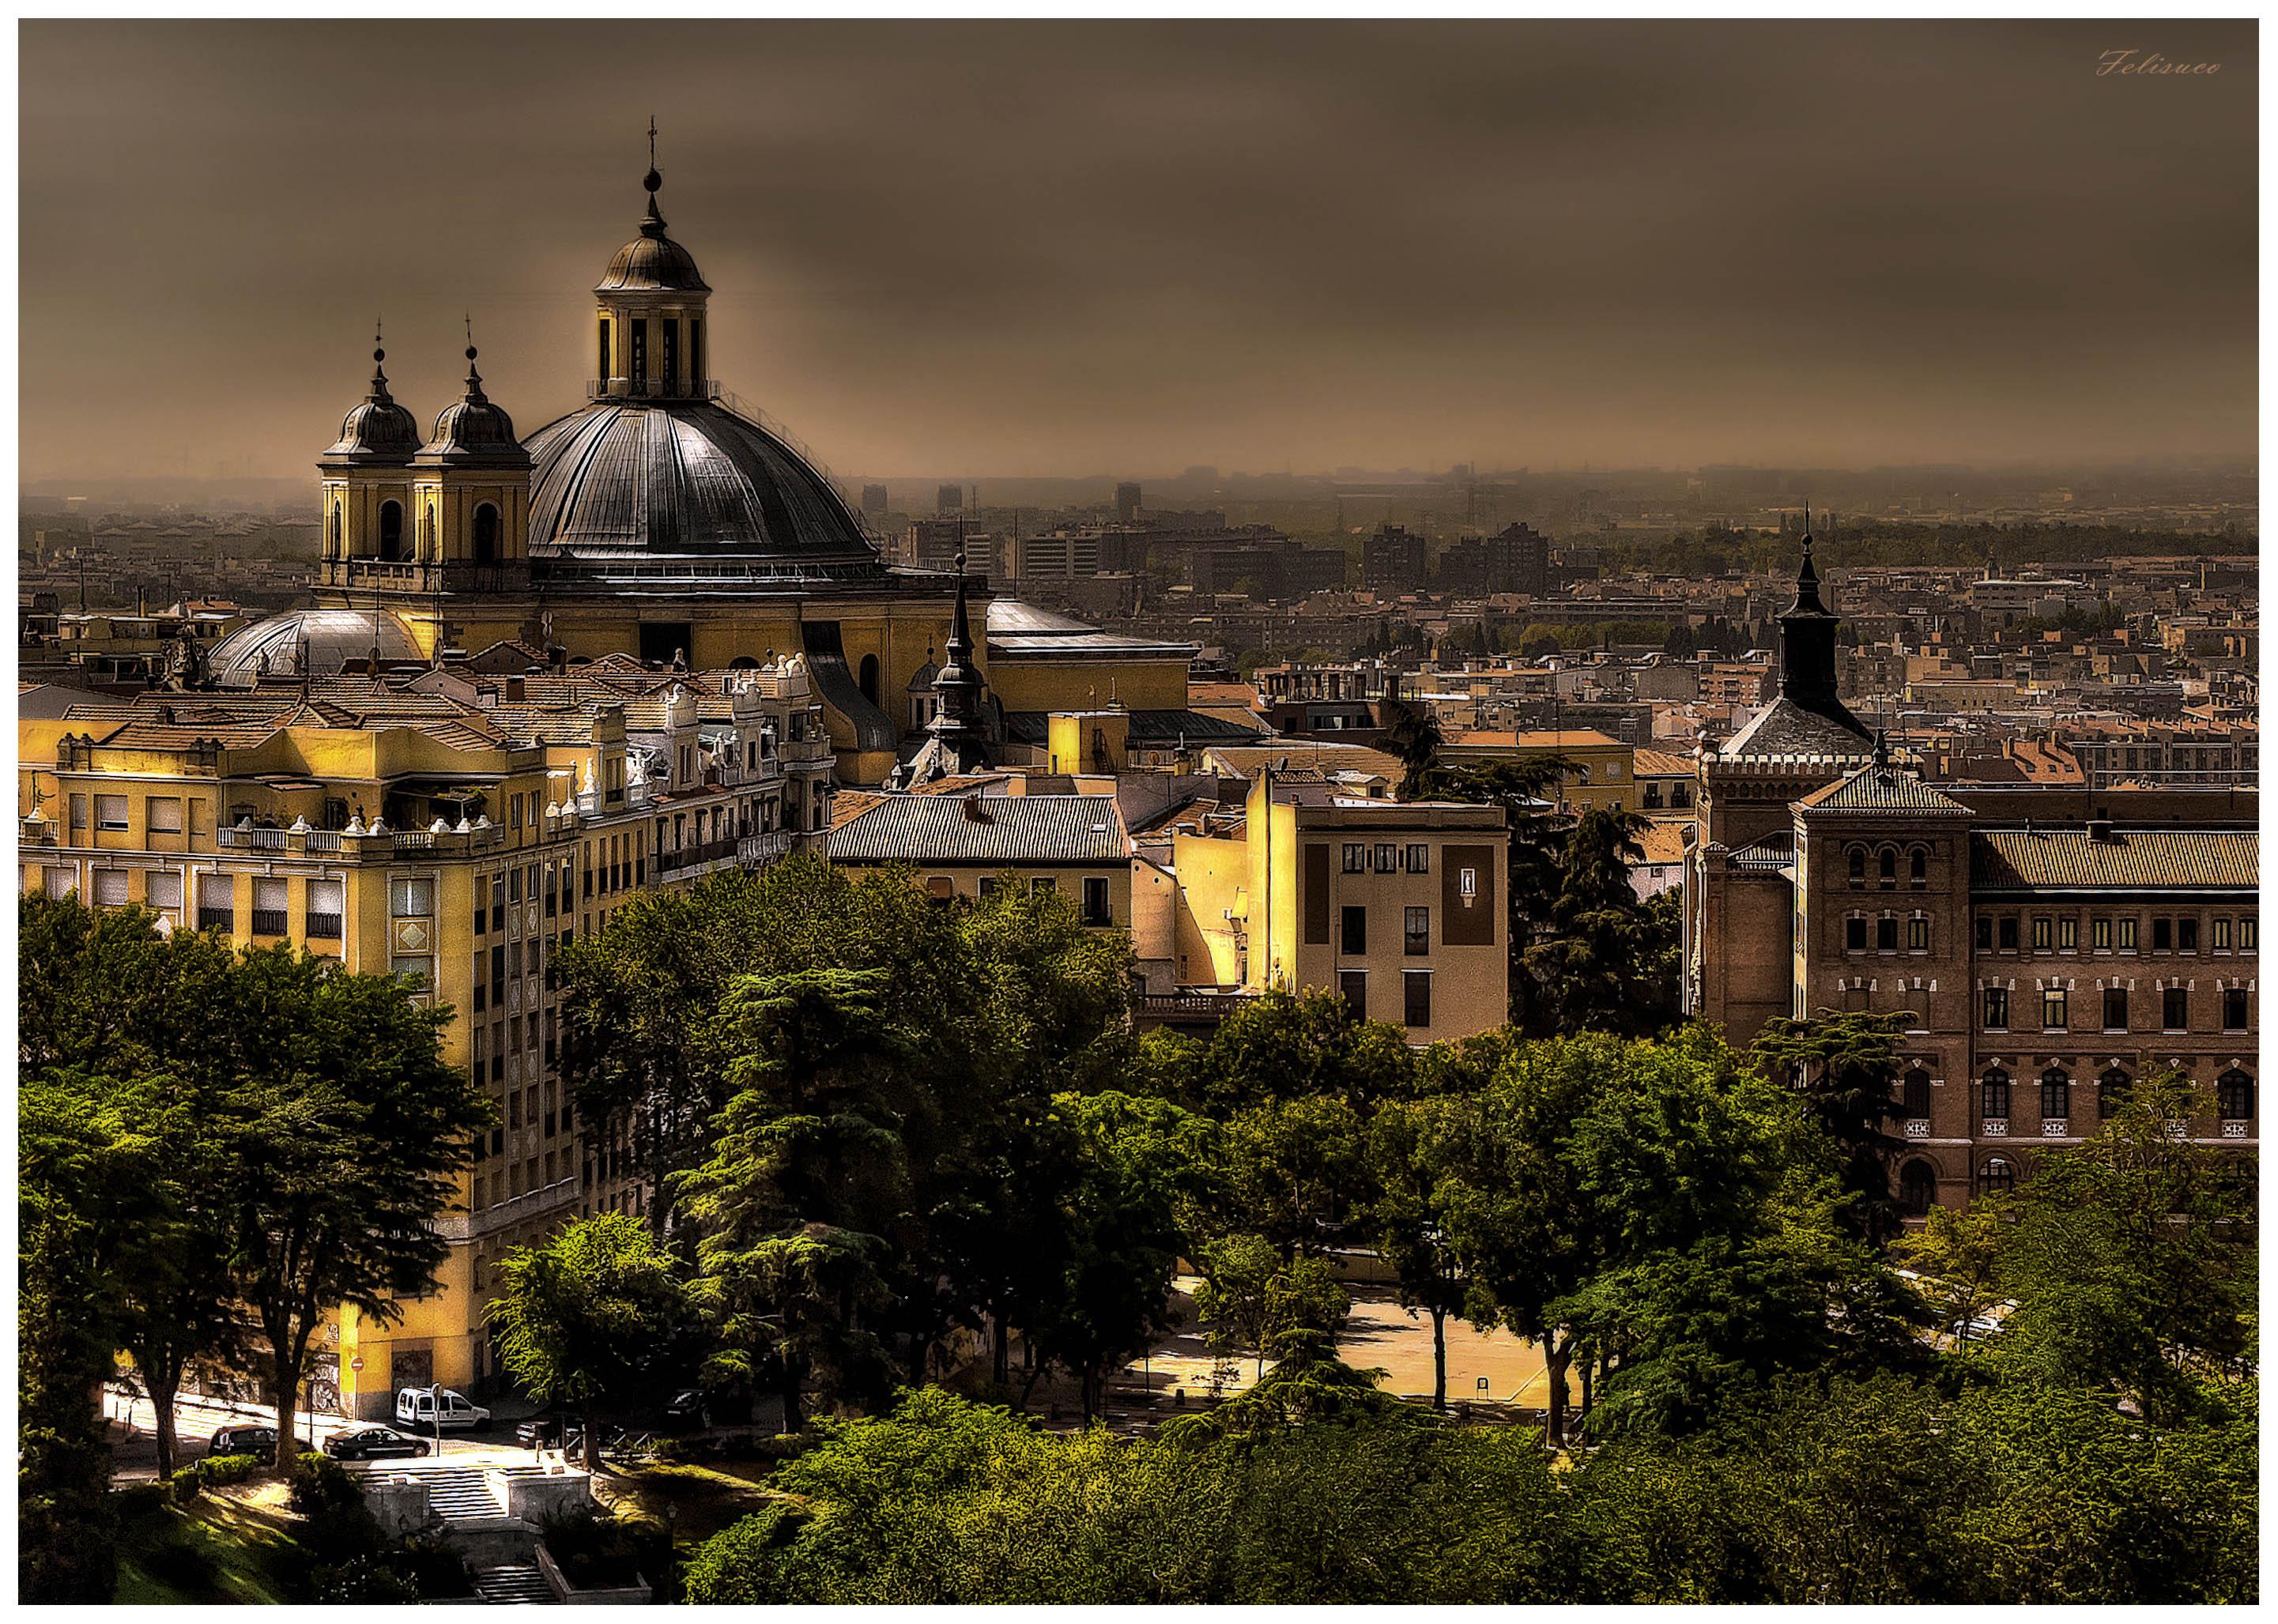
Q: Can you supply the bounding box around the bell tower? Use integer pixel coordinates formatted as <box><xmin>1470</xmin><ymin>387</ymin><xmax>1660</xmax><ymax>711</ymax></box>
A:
<box><xmin>411</xmin><ymin>324</ymin><xmax>532</xmax><ymax>586</ymax></box>
<box><xmin>592</xmin><ymin>120</ymin><xmax>714</xmax><ymax>401</ymax></box>
<box><xmin>317</xmin><ymin>325</ymin><xmax>422</xmax><ymax>586</ymax></box>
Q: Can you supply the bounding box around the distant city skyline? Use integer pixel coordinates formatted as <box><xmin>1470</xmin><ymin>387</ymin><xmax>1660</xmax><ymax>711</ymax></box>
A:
<box><xmin>21</xmin><ymin>20</ymin><xmax>2257</xmax><ymax>484</ymax></box>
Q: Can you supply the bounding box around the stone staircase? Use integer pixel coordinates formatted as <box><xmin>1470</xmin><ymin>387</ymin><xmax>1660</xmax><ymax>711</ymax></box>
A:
<box><xmin>470</xmin><ymin>1562</ymin><xmax>555</xmax><ymax>1605</ymax></box>
<box><xmin>416</xmin><ymin>1466</ymin><xmax>509</xmax><ymax>1523</ymax></box>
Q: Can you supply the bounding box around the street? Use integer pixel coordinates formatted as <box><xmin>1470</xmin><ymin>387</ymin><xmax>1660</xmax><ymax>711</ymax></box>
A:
<box><xmin>104</xmin><ymin>1385</ymin><xmax>550</xmax><ymax>1478</ymax></box>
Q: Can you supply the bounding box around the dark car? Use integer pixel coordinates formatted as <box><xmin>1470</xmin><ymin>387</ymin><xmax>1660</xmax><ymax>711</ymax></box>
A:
<box><xmin>661</xmin><ymin>1390</ymin><xmax>712</xmax><ymax>1432</ymax></box>
<box><xmin>206</xmin><ymin>1424</ymin><xmax>278</xmax><ymax>1459</ymax></box>
<box><xmin>322</xmin><ymin>1426</ymin><xmax>430</xmax><ymax>1462</ymax></box>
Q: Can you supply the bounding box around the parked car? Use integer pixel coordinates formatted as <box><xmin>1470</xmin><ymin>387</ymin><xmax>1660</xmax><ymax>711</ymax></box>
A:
<box><xmin>661</xmin><ymin>1389</ymin><xmax>712</xmax><ymax>1432</ymax></box>
<box><xmin>206</xmin><ymin>1424</ymin><xmax>278</xmax><ymax>1459</ymax></box>
<box><xmin>322</xmin><ymin>1426</ymin><xmax>429</xmax><ymax>1462</ymax></box>
<box><xmin>394</xmin><ymin>1386</ymin><xmax>492</xmax><ymax>1432</ymax></box>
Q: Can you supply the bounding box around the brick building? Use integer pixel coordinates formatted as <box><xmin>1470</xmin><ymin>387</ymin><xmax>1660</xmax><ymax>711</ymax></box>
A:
<box><xmin>1686</xmin><ymin>539</ymin><xmax>2257</xmax><ymax>1219</ymax></box>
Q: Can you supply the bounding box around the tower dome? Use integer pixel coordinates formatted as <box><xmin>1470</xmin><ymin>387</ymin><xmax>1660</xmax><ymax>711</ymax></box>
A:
<box><xmin>595</xmin><ymin>137</ymin><xmax>710</xmax><ymax>296</ymax></box>
<box><xmin>420</xmin><ymin>337</ymin><xmax>526</xmax><ymax>466</ymax></box>
<box><xmin>326</xmin><ymin>331</ymin><xmax>421</xmax><ymax>462</ymax></box>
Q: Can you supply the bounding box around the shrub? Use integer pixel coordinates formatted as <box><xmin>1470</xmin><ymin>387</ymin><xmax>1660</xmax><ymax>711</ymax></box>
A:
<box><xmin>111</xmin><ymin>1481</ymin><xmax>170</xmax><ymax>1521</ymax></box>
<box><xmin>541</xmin><ymin>1504</ymin><xmax>670</xmax><ymax>1592</ymax></box>
<box><xmin>199</xmin><ymin>1453</ymin><xmax>262</xmax><ymax>1486</ymax></box>
<box><xmin>288</xmin><ymin>1453</ymin><xmax>359</xmax><ymax>1519</ymax></box>
<box><xmin>310</xmin><ymin>1556</ymin><xmax>417</xmax><ymax>1603</ymax></box>
<box><xmin>397</xmin><ymin>1532</ymin><xmax>474</xmax><ymax>1600</ymax></box>
<box><xmin>682</xmin><ymin>1502</ymin><xmax>810</xmax><ymax>1604</ymax></box>
<box><xmin>169</xmin><ymin>1467</ymin><xmax>205</xmax><ymax>1503</ymax></box>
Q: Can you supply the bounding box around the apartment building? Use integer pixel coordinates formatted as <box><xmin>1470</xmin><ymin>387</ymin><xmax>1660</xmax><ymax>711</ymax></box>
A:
<box><xmin>17</xmin><ymin>650</ymin><xmax>833</xmax><ymax>1415</ymax></box>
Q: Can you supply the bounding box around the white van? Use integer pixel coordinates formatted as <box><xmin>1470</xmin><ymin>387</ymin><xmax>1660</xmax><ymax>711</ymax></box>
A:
<box><xmin>394</xmin><ymin>1385</ymin><xmax>492</xmax><ymax>1432</ymax></box>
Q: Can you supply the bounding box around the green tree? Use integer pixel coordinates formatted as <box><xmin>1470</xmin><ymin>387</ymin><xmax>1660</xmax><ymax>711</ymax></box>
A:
<box><xmin>20</xmin><ymin>1068</ymin><xmax>172</xmax><ymax>1602</ymax></box>
<box><xmin>1402</xmin><ymin>755</ymin><xmax>1578</xmax><ymax>1027</ymax></box>
<box><xmin>677</xmin><ymin>967</ymin><xmax>918</xmax><ymax>1430</ymax></box>
<box><xmin>1365</xmin><ymin>1094</ymin><xmax>1475</xmax><ymax>1409</ymax></box>
<box><xmin>487</xmin><ymin>1214</ymin><xmax>703</xmax><ymax>1468</ymax></box>
<box><xmin>1024</xmin><ymin>1091</ymin><xmax>1208</xmax><ymax>1422</ymax></box>
<box><xmin>1749</xmin><ymin>1008</ymin><xmax>1913</xmax><ymax>1242</ymax></box>
<box><xmin>224</xmin><ymin>946</ymin><xmax>494</xmax><ymax>1469</ymax></box>
<box><xmin>1523</xmin><ymin>805</ymin><xmax>1680</xmax><ymax>1036</ymax></box>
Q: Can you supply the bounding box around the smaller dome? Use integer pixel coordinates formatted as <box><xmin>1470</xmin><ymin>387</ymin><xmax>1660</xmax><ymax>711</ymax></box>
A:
<box><xmin>420</xmin><ymin>349</ymin><xmax>528</xmax><ymax>466</ymax></box>
<box><xmin>597</xmin><ymin>228</ymin><xmax>710</xmax><ymax>295</ymax></box>
<box><xmin>327</xmin><ymin>347</ymin><xmax>421</xmax><ymax>462</ymax></box>
<box><xmin>209</xmin><ymin>609</ymin><xmax>425</xmax><ymax>680</ymax></box>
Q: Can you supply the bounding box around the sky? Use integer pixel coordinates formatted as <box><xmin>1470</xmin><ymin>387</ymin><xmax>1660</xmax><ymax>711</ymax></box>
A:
<box><xmin>17</xmin><ymin>20</ymin><xmax>2259</xmax><ymax>484</ymax></box>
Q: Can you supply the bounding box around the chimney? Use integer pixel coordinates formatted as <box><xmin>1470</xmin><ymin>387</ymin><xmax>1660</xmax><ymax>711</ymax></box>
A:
<box><xmin>2087</xmin><ymin>818</ymin><xmax>2117</xmax><ymax>843</ymax></box>
<box><xmin>961</xmin><ymin>794</ymin><xmax>993</xmax><ymax>824</ymax></box>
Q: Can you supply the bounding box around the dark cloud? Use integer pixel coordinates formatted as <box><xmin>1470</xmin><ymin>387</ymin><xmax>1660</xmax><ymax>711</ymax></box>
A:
<box><xmin>20</xmin><ymin>20</ymin><xmax>2256</xmax><ymax>482</ymax></box>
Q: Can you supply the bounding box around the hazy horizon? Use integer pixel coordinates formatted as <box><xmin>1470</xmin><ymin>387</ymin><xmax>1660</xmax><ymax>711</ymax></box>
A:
<box><xmin>21</xmin><ymin>21</ymin><xmax>2258</xmax><ymax>485</ymax></box>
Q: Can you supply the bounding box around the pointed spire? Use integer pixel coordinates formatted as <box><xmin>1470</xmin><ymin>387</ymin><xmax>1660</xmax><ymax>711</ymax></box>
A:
<box><xmin>640</xmin><ymin>115</ymin><xmax>667</xmax><ymax>236</ymax></box>
<box><xmin>946</xmin><ymin>541</ymin><xmax>973</xmax><ymax>661</ymax></box>
<box><xmin>368</xmin><ymin>318</ymin><xmax>395</xmax><ymax>401</ymax></box>
<box><xmin>461</xmin><ymin>314</ymin><xmax>487</xmax><ymax>400</ymax></box>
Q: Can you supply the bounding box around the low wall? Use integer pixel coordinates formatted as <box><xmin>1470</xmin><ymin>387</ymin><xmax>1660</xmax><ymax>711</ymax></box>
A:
<box><xmin>537</xmin><ymin>1542</ymin><xmax>654</xmax><ymax>1605</ymax></box>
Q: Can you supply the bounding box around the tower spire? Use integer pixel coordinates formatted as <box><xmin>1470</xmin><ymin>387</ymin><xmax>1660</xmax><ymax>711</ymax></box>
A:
<box><xmin>641</xmin><ymin>115</ymin><xmax>666</xmax><ymax>235</ymax></box>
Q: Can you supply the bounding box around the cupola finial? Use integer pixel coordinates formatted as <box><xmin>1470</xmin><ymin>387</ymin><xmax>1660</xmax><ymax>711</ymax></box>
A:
<box><xmin>641</xmin><ymin>115</ymin><xmax>666</xmax><ymax>235</ymax></box>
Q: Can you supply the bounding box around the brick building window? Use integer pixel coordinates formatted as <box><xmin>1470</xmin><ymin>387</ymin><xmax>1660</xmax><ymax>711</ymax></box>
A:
<box><xmin>1848</xmin><ymin>848</ymin><xmax>1865</xmax><ymax>887</ymax></box>
<box><xmin>2212</xmin><ymin>918</ymin><xmax>2232</xmax><ymax>951</ymax></box>
<box><xmin>2098</xmin><ymin>1067</ymin><xmax>2131</xmax><ymax>1121</ymax></box>
<box><xmin>1846</xmin><ymin>916</ymin><xmax>1867</xmax><ymax>951</ymax></box>
<box><xmin>2222</xmin><ymin>987</ymin><xmax>2248</xmax><ymax>1030</ymax></box>
<box><xmin>2057</xmin><ymin>917</ymin><xmax>2077</xmax><ymax>951</ymax></box>
<box><xmin>1899</xmin><ymin>1160</ymin><xmax>1937</xmax><ymax>1216</ymax></box>
<box><xmin>2040</xmin><ymin>987</ymin><xmax>2067</xmax><ymax>1030</ymax></box>
<box><xmin>1901</xmin><ymin>1068</ymin><xmax>1931</xmax><ymax>1120</ymax></box>
<box><xmin>2178</xmin><ymin>918</ymin><xmax>2200</xmax><ymax>952</ymax></box>
<box><xmin>1975</xmin><ymin>918</ymin><xmax>1991</xmax><ymax>951</ymax></box>
<box><xmin>2241</xmin><ymin>918</ymin><xmax>2257</xmax><ymax>951</ymax></box>
<box><xmin>2103</xmin><ymin>987</ymin><xmax>2128</xmax><ymax>1031</ymax></box>
<box><xmin>2152</xmin><ymin>918</ymin><xmax>2173</xmax><ymax>951</ymax></box>
<box><xmin>2092</xmin><ymin>917</ymin><xmax>2111</xmax><ymax>951</ymax></box>
<box><xmin>2039</xmin><ymin>1068</ymin><xmax>2070</xmax><ymax>1121</ymax></box>
<box><xmin>2031</xmin><ymin>917</ymin><xmax>2051</xmax><ymax>951</ymax></box>
<box><xmin>1910</xmin><ymin>849</ymin><xmax>1927</xmax><ymax>887</ymax></box>
<box><xmin>1999</xmin><ymin>918</ymin><xmax>2020</xmax><ymax>951</ymax></box>
<box><xmin>1877</xmin><ymin>916</ymin><xmax>1899</xmax><ymax>952</ymax></box>
<box><xmin>2118</xmin><ymin>917</ymin><xmax>2137</xmax><ymax>951</ymax></box>
<box><xmin>1978</xmin><ymin>1156</ymin><xmax>2016</xmax><ymax>1196</ymax></box>
<box><xmin>1982</xmin><ymin>987</ymin><xmax>2009</xmax><ymax>1029</ymax></box>
<box><xmin>2217</xmin><ymin>1068</ymin><xmax>2253</xmax><ymax>1121</ymax></box>
<box><xmin>1980</xmin><ymin>1067</ymin><xmax>2011</xmax><ymax>1120</ymax></box>
<box><xmin>2163</xmin><ymin>987</ymin><xmax>2189</xmax><ymax>1031</ymax></box>
<box><xmin>1907</xmin><ymin>917</ymin><xmax>1929</xmax><ymax>951</ymax></box>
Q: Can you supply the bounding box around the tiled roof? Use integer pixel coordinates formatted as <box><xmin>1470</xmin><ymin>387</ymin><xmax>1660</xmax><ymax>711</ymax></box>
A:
<box><xmin>1798</xmin><ymin>763</ymin><xmax>1974</xmax><ymax>816</ymax></box>
<box><xmin>1972</xmin><ymin>829</ymin><xmax>2257</xmax><ymax>892</ymax></box>
<box><xmin>1633</xmin><ymin>748</ymin><xmax>1696</xmax><ymax>778</ymax></box>
<box><xmin>830</xmin><ymin>792</ymin><xmax>1129</xmax><ymax>865</ymax></box>
<box><xmin>1721</xmin><ymin>697</ymin><xmax>1874</xmax><ymax>761</ymax></box>
<box><xmin>1635</xmin><ymin>820</ymin><xmax>1695</xmax><ymax>866</ymax></box>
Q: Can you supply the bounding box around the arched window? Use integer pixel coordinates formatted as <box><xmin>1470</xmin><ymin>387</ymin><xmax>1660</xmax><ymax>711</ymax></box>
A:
<box><xmin>2098</xmin><ymin>1066</ymin><xmax>2132</xmax><ymax>1121</ymax></box>
<box><xmin>1902</xmin><ymin>1067</ymin><xmax>1932</xmax><ymax>1120</ymax></box>
<box><xmin>1978</xmin><ymin>1156</ymin><xmax>2016</xmax><ymax>1196</ymax></box>
<box><xmin>1899</xmin><ymin>1159</ymin><xmax>1938</xmax><ymax>1217</ymax></box>
<box><xmin>2218</xmin><ymin>1068</ymin><xmax>2254</xmax><ymax>1121</ymax></box>
<box><xmin>1981</xmin><ymin>1067</ymin><xmax>2011</xmax><ymax>1121</ymax></box>
<box><xmin>418</xmin><ymin>504</ymin><xmax>436</xmax><ymax>558</ymax></box>
<box><xmin>1878</xmin><ymin>847</ymin><xmax>1897</xmax><ymax>887</ymax></box>
<box><xmin>326</xmin><ymin>506</ymin><xmax>341</xmax><ymax>557</ymax></box>
<box><xmin>2039</xmin><ymin>1067</ymin><xmax>2071</xmax><ymax>1121</ymax></box>
<box><xmin>727</xmin><ymin>655</ymin><xmax>760</xmax><ymax>671</ymax></box>
<box><xmin>1848</xmin><ymin>848</ymin><xmax>1866</xmax><ymax>887</ymax></box>
<box><xmin>474</xmin><ymin>503</ymin><xmax>500</xmax><ymax>565</ymax></box>
<box><xmin>379</xmin><ymin>500</ymin><xmax>405</xmax><ymax>561</ymax></box>
<box><xmin>858</xmin><ymin>654</ymin><xmax>880</xmax><ymax>706</ymax></box>
<box><xmin>1910</xmin><ymin>848</ymin><xmax>1928</xmax><ymax>887</ymax></box>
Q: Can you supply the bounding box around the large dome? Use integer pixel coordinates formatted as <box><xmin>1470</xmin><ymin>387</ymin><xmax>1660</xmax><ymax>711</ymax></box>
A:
<box><xmin>209</xmin><ymin>609</ymin><xmax>425</xmax><ymax>680</ymax></box>
<box><xmin>523</xmin><ymin>400</ymin><xmax>879</xmax><ymax>570</ymax></box>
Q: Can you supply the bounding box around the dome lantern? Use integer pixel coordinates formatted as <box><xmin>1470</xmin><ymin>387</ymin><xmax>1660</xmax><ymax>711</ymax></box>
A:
<box><xmin>592</xmin><ymin>119</ymin><xmax>712</xmax><ymax>402</ymax></box>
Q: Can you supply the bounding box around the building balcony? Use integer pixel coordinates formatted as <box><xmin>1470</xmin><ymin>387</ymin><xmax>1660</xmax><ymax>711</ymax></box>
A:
<box><xmin>738</xmin><ymin>831</ymin><xmax>792</xmax><ymax>867</ymax></box>
<box><xmin>1136</xmin><ymin>989</ymin><xmax>1254</xmax><ymax>1023</ymax></box>
<box><xmin>586</xmin><ymin>376</ymin><xmax>720</xmax><ymax>401</ymax></box>
<box><xmin>658</xmin><ymin>837</ymin><xmax>739</xmax><ymax>876</ymax></box>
